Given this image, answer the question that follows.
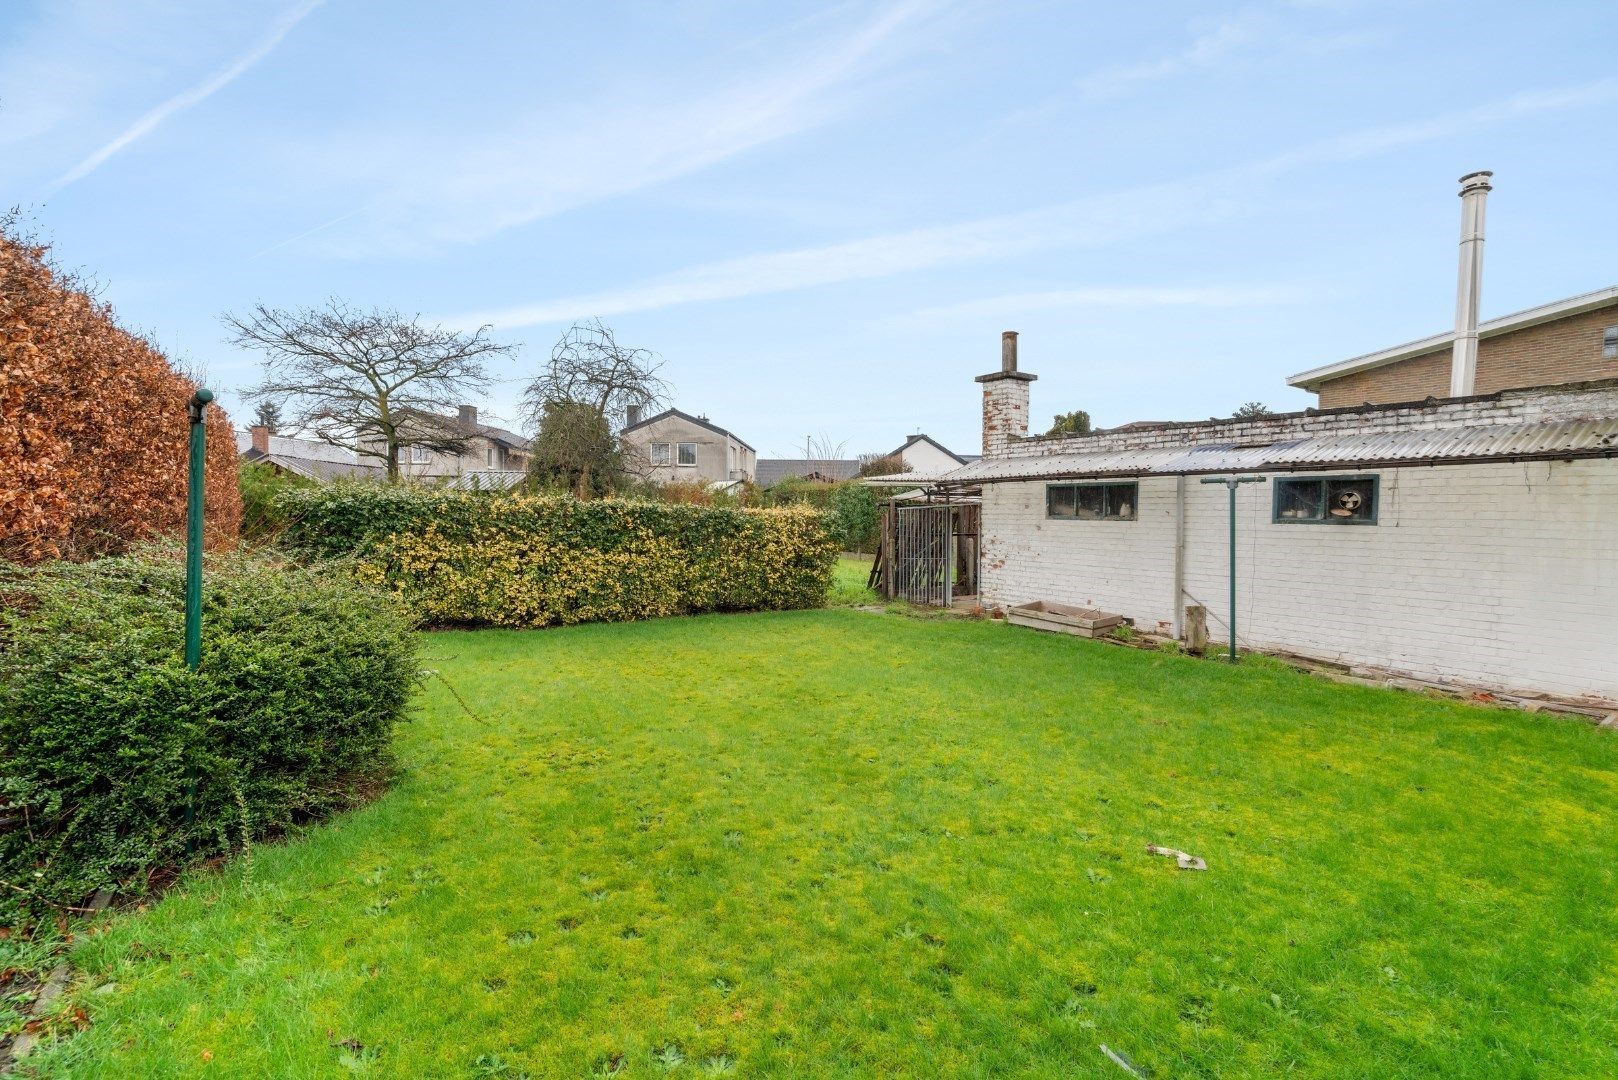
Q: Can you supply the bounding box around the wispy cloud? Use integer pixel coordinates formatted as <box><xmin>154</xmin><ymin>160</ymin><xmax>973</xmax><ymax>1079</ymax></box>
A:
<box><xmin>444</xmin><ymin>78</ymin><xmax>1617</xmax><ymax>331</ymax></box>
<box><xmin>1077</xmin><ymin>6</ymin><xmax>1370</xmax><ymax>100</ymax></box>
<box><xmin>283</xmin><ymin>0</ymin><xmax>943</xmax><ymax>258</ymax></box>
<box><xmin>1079</xmin><ymin>10</ymin><xmax>1263</xmax><ymax>99</ymax></box>
<box><xmin>48</xmin><ymin>0</ymin><xmax>323</xmax><ymax>191</ymax></box>
<box><xmin>908</xmin><ymin>285</ymin><xmax>1315</xmax><ymax>321</ymax></box>
<box><xmin>443</xmin><ymin>181</ymin><xmax>1244</xmax><ymax>329</ymax></box>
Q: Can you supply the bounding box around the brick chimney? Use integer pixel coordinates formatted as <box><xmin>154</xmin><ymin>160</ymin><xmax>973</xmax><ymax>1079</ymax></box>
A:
<box><xmin>458</xmin><ymin>404</ymin><xmax>478</xmax><ymax>430</ymax></box>
<box><xmin>250</xmin><ymin>425</ymin><xmax>270</xmax><ymax>454</ymax></box>
<box><xmin>975</xmin><ymin>330</ymin><xmax>1036</xmax><ymax>456</ymax></box>
<box><xmin>626</xmin><ymin>404</ymin><xmax>643</xmax><ymax>427</ymax></box>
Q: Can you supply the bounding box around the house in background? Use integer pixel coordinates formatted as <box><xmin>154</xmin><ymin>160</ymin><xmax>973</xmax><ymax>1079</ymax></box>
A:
<box><xmin>1290</xmin><ymin>286</ymin><xmax>1618</xmax><ymax>407</ymax></box>
<box><xmin>620</xmin><ymin>407</ymin><xmax>756</xmax><ymax>486</ymax></box>
<box><xmin>242</xmin><ymin>404</ymin><xmax>531</xmax><ymax>488</ymax></box>
<box><xmin>385</xmin><ymin>405</ymin><xmax>531</xmax><ymax>483</ymax></box>
<box><xmin>887</xmin><ymin>433</ymin><xmax>978</xmax><ymax>474</ymax></box>
<box><xmin>238</xmin><ymin>427</ymin><xmax>385</xmax><ymax>481</ymax></box>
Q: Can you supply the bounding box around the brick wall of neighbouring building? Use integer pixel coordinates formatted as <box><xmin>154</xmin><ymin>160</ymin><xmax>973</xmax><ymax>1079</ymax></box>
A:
<box><xmin>1316</xmin><ymin>304</ymin><xmax>1618</xmax><ymax>408</ymax></box>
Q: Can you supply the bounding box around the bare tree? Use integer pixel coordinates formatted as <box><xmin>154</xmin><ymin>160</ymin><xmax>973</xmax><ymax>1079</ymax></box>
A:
<box><xmin>523</xmin><ymin>319</ymin><xmax>669</xmax><ymax>429</ymax></box>
<box><xmin>226</xmin><ymin>299</ymin><xmax>511</xmax><ymax>480</ymax></box>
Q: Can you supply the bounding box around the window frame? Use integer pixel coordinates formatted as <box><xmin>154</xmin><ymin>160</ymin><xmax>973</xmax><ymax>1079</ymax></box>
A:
<box><xmin>1044</xmin><ymin>480</ymin><xmax>1139</xmax><ymax>522</ymax></box>
<box><xmin>650</xmin><ymin>442</ymin><xmax>672</xmax><ymax>466</ymax></box>
<box><xmin>677</xmin><ymin>442</ymin><xmax>698</xmax><ymax>467</ymax></box>
<box><xmin>1271</xmin><ymin>474</ymin><xmax>1379</xmax><ymax>526</ymax></box>
<box><xmin>1603</xmin><ymin>325</ymin><xmax>1618</xmax><ymax>360</ymax></box>
<box><xmin>408</xmin><ymin>444</ymin><xmax>432</xmax><ymax>464</ymax></box>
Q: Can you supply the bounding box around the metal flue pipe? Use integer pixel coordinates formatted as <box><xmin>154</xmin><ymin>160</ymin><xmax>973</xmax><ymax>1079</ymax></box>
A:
<box><xmin>1450</xmin><ymin>171</ymin><xmax>1492</xmax><ymax>397</ymax></box>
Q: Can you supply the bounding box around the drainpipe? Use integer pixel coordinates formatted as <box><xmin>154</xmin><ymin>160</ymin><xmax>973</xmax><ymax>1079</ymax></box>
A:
<box><xmin>1449</xmin><ymin>170</ymin><xmax>1492</xmax><ymax>397</ymax></box>
<box><xmin>1172</xmin><ymin>475</ymin><xmax>1186</xmax><ymax>639</ymax></box>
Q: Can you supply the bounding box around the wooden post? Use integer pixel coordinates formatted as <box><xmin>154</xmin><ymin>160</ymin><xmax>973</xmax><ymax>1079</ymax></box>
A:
<box><xmin>881</xmin><ymin>502</ymin><xmax>896</xmax><ymax>599</ymax></box>
<box><xmin>1185</xmin><ymin>605</ymin><xmax>1208</xmax><ymax>656</ymax></box>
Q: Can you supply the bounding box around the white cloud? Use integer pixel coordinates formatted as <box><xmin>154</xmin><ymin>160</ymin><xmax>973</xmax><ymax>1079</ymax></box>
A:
<box><xmin>287</xmin><ymin>0</ymin><xmax>944</xmax><ymax>257</ymax></box>
<box><xmin>909</xmin><ymin>285</ymin><xmax>1315</xmax><ymax>321</ymax></box>
<box><xmin>48</xmin><ymin>0</ymin><xmax>323</xmax><ymax>190</ymax></box>
<box><xmin>443</xmin><ymin>180</ymin><xmax>1243</xmax><ymax>329</ymax></box>
<box><xmin>443</xmin><ymin>77</ymin><xmax>1617</xmax><ymax>330</ymax></box>
<box><xmin>1079</xmin><ymin>10</ymin><xmax>1264</xmax><ymax>99</ymax></box>
<box><xmin>1077</xmin><ymin>6</ymin><xmax>1371</xmax><ymax>100</ymax></box>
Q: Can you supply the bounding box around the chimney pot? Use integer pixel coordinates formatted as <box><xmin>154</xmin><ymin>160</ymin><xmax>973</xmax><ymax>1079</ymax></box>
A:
<box><xmin>458</xmin><ymin>404</ymin><xmax>478</xmax><ymax>430</ymax></box>
<box><xmin>250</xmin><ymin>425</ymin><xmax>270</xmax><ymax>454</ymax></box>
<box><xmin>1001</xmin><ymin>330</ymin><xmax>1019</xmax><ymax>373</ymax></box>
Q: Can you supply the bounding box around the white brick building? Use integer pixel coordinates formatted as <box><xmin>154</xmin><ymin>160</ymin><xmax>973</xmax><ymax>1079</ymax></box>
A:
<box><xmin>943</xmin><ymin>336</ymin><xmax>1618</xmax><ymax>704</ymax></box>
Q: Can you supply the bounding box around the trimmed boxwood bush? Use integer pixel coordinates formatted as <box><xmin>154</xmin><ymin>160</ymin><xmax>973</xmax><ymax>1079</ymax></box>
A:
<box><xmin>275</xmin><ymin>486</ymin><xmax>838</xmax><ymax>628</ymax></box>
<box><xmin>0</xmin><ymin>550</ymin><xmax>417</xmax><ymax>917</ymax></box>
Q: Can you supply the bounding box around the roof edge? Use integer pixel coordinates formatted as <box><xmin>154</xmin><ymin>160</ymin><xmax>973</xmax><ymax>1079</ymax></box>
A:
<box><xmin>622</xmin><ymin>407</ymin><xmax>755</xmax><ymax>452</ymax></box>
<box><xmin>1287</xmin><ymin>286</ymin><xmax>1618</xmax><ymax>389</ymax></box>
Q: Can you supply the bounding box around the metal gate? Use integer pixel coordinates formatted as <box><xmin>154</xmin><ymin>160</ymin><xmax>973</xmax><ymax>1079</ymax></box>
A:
<box><xmin>892</xmin><ymin>505</ymin><xmax>953</xmax><ymax>606</ymax></box>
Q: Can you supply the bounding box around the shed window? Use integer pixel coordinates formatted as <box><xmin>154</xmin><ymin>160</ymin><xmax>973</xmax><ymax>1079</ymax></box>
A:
<box><xmin>677</xmin><ymin>442</ymin><xmax>698</xmax><ymax>466</ymax></box>
<box><xmin>1603</xmin><ymin>325</ymin><xmax>1617</xmax><ymax>359</ymax></box>
<box><xmin>1046</xmin><ymin>482</ymin><xmax>1136</xmax><ymax>520</ymax></box>
<box><xmin>1273</xmin><ymin>475</ymin><xmax>1377</xmax><ymax>524</ymax></box>
<box><xmin>650</xmin><ymin>442</ymin><xmax>671</xmax><ymax>466</ymax></box>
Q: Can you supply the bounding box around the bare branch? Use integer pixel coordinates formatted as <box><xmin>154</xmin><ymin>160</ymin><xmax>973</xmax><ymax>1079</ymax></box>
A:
<box><xmin>225</xmin><ymin>298</ymin><xmax>513</xmax><ymax>480</ymax></box>
<box><xmin>522</xmin><ymin>318</ymin><xmax>670</xmax><ymax>431</ymax></box>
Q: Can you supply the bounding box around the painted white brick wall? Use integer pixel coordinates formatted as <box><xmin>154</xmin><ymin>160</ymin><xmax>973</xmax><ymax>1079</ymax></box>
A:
<box><xmin>981</xmin><ymin>460</ymin><xmax>1618</xmax><ymax>701</ymax></box>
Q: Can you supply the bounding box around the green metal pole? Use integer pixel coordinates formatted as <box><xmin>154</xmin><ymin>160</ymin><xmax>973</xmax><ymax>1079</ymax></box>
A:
<box><xmin>1199</xmin><ymin>475</ymin><xmax>1266</xmax><ymax>663</ymax></box>
<box><xmin>185</xmin><ymin>389</ymin><xmax>212</xmax><ymax>671</ymax></box>
<box><xmin>1227</xmin><ymin>480</ymin><xmax>1237</xmax><ymax>664</ymax></box>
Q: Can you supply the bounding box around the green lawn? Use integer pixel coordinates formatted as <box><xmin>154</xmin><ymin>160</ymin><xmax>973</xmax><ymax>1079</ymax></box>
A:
<box><xmin>32</xmin><ymin>610</ymin><xmax>1618</xmax><ymax>1078</ymax></box>
<box><xmin>827</xmin><ymin>554</ymin><xmax>878</xmax><ymax>607</ymax></box>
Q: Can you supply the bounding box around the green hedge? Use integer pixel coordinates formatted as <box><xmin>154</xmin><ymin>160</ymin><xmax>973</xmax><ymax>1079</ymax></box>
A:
<box><xmin>275</xmin><ymin>487</ymin><xmax>839</xmax><ymax>628</ymax></box>
<box><xmin>0</xmin><ymin>551</ymin><xmax>417</xmax><ymax>917</ymax></box>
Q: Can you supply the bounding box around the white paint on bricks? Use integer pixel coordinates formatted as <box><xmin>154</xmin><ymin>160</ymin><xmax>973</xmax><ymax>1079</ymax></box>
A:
<box><xmin>980</xmin><ymin>459</ymin><xmax>1618</xmax><ymax>701</ymax></box>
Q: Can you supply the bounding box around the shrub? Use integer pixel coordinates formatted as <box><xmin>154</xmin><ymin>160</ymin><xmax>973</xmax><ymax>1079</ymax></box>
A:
<box><xmin>274</xmin><ymin>487</ymin><xmax>836</xmax><ymax>627</ymax></box>
<box><xmin>274</xmin><ymin>483</ymin><xmax>502</xmax><ymax>558</ymax></box>
<box><xmin>826</xmin><ymin>482</ymin><xmax>880</xmax><ymax>552</ymax></box>
<box><xmin>0</xmin><ymin>219</ymin><xmax>240</xmax><ymax>563</ymax></box>
<box><xmin>238</xmin><ymin>461</ymin><xmax>313</xmax><ymax>545</ymax></box>
<box><xmin>0</xmin><ymin>549</ymin><xmax>417</xmax><ymax>917</ymax></box>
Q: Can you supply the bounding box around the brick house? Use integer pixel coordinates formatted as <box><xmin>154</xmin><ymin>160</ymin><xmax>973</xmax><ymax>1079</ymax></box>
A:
<box><xmin>1290</xmin><ymin>287</ymin><xmax>1618</xmax><ymax>407</ymax></box>
<box><xmin>620</xmin><ymin>408</ymin><xmax>756</xmax><ymax>486</ymax></box>
<box><xmin>941</xmin><ymin>332</ymin><xmax>1618</xmax><ymax>703</ymax></box>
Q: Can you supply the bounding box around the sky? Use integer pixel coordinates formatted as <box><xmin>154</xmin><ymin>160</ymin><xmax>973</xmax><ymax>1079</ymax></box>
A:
<box><xmin>3</xmin><ymin>0</ymin><xmax>1615</xmax><ymax>461</ymax></box>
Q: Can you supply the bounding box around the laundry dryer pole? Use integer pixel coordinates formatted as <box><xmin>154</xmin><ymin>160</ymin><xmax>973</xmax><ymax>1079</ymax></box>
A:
<box><xmin>1199</xmin><ymin>475</ymin><xmax>1267</xmax><ymax>664</ymax></box>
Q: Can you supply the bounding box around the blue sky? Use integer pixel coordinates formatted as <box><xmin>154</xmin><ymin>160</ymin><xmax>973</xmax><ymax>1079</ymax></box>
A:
<box><xmin>3</xmin><ymin>1</ymin><xmax>1615</xmax><ymax>460</ymax></box>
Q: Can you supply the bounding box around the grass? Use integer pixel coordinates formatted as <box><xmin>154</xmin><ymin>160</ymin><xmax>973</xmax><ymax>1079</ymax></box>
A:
<box><xmin>826</xmin><ymin>554</ymin><xmax>878</xmax><ymax>607</ymax></box>
<box><xmin>28</xmin><ymin>610</ymin><xmax>1618</xmax><ymax>1077</ymax></box>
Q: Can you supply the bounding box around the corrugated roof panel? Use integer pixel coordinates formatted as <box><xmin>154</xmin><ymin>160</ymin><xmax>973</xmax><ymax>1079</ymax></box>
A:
<box><xmin>941</xmin><ymin>418</ymin><xmax>1618</xmax><ymax>485</ymax></box>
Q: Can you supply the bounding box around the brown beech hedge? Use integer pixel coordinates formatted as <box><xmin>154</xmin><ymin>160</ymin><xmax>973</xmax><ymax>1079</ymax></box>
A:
<box><xmin>1</xmin><ymin>223</ymin><xmax>240</xmax><ymax>563</ymax></box>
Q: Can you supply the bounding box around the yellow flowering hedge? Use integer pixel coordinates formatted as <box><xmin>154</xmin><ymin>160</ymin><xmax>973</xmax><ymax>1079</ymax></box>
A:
<box><xmin>337</xmin><ymin>493</ymin><xmax>838</xmax><ymax>628</ymax></box>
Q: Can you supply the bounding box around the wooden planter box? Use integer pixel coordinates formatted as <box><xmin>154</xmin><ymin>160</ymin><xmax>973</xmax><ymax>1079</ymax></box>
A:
<box><xmin>1006</xmin><ymin>600</ymin><xmax>1124</xmax><ymax>638</ymax></box>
